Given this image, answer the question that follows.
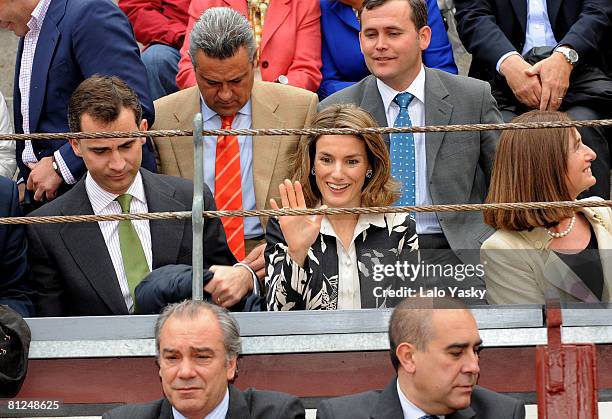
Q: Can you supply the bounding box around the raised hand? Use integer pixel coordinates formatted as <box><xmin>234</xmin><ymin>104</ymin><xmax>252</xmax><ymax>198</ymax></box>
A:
<box><xmin>269</xmin><ymin>179</ymin><xmax>326</xmax><ymax>267</ymax></box>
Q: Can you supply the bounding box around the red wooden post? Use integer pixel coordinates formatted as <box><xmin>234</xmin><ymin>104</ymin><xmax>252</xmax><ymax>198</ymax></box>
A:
<box><xmin>536</xmin><ymin>301</ymin><xmax>598</xmax><ymax>418</ymax></box>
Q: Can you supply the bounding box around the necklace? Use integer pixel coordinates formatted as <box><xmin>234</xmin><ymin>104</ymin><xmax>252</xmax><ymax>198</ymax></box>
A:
<box><xmin>546</xmin><ymin>215</ymin><xmax>576</xmax><ymax>238</ymax></box>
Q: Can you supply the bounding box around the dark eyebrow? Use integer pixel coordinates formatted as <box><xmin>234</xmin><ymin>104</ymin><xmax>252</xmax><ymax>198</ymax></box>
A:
<box><xmin>445</xmin><ymin>339</ymin><xmax>483</xmax><ymax>351</ymax></box>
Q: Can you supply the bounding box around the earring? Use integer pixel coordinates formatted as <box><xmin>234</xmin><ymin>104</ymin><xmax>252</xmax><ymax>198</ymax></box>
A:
<box><xmin>366</xmin><ymin>169</ymin><xmax>373</xmax><ymax>178</ymax></box>
<box><xmin>311</xmin><ymin>168</ymin><xmax>315</xmax><ymax>176</ymax></box>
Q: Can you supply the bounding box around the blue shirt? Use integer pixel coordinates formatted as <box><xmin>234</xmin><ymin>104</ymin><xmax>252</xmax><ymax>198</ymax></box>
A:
<box><xmin>200</xmin><ymin>97</ymin><xmax>263</xmax><ymax>239</ymax></box>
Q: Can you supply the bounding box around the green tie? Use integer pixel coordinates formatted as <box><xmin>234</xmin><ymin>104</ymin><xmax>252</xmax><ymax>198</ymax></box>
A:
<box><xmin>115</xmin><ymin>194</ymin><xmax>149</xmax><ymax>313</ymax></box>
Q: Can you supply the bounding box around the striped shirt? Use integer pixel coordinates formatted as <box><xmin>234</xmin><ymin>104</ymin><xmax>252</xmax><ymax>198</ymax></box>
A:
<box><xmin>85</xmin><ymin>172</ymin><xmax>152</xmax><ymax>313</ymax></box>
<box><xmin>19</xmin><ymin>0</ymin><xmax>75</xmax><ymax>183</ymax></box>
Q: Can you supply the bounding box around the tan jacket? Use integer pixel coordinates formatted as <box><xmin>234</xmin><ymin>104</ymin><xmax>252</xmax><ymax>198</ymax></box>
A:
<box><xmin>152</xmin><ymin>81</ymin><xmax>318</xmax><ymax>228</ymax></box>
<box><xmin>481</xmin><ymin>198</ymin><xmax>612</xmax><ymax>304</ymax></box>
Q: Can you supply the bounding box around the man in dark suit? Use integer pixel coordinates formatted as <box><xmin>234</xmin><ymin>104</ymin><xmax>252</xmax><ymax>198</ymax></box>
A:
<box><xmin>317</xmin><ymin>297</ymin><xmax>525</xmax><ymax>419</ymax></box>
<box><xmin>26</xmin><ymin>76</ymin><xmax>255</xmax><ymax>317</ymax></box>
<box><xmin>0</xmin><ymin>176</ymin><xmax>33</xmax><ymax>317</ymax></box>
<box><xmin>103</xmin><ymin>300</ymin><xmax>305</xmax><ymax>419</ymax></box>
<box><xmin>1</xmin><ymin>0</ymin><xmax>156</xmax><ymax>207</ymax></box>
<box><xmin>320</xmin><ymin>0</ymin><xmax>501</xmax><ymax>300</ymax></box>
<box><xmin>454</xmin><ymin>0</ymin><xmax>612</xmax><ymax>198</ymax></box>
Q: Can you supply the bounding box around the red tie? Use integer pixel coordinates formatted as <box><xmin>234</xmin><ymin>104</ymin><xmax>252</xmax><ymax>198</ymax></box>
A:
<box><xmin>215</xmin><ymin>115</ymin><xmax>245</xmax><ymax>260</ymax></box>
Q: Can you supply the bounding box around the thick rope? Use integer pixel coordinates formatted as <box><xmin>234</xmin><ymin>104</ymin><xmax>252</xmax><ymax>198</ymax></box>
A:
<box><xmin>1</xmin><ymin>119</ymin><xmax>611</xmax><ymax>141</ymax></box>
<box><xmin>2</xmin><ymin>200</ymin><xmax>610</xmax><ymax>225</ymax></box>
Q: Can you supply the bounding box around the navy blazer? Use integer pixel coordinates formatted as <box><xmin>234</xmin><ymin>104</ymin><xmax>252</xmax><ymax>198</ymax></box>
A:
<box><xmin>13</xmin><ymin>0</ymin><xmax>156</xmax><ymax>184</ymax></box>
<box><xmin>318</xmin><ymin>0</ymin><xmax>458</xmax><ymax>99</ymax></box>
<box><xmin>0</xmin><ymin>177</ymin><xmax>34</xmax><ymax>317</ymax></box>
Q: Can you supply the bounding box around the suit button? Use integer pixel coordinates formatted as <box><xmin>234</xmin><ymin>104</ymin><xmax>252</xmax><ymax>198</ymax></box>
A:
<box><xmin>534</xmin><ymin>241</ymin><xmax>543</xmax><ymax>249</ymax></box>
<box><xmin>261</xmin><ymin>61</ymin><xmax>269</xmax><ymax>69</ymax></box>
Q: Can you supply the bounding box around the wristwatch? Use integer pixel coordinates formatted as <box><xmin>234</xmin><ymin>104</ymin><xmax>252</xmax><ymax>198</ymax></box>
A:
<box><xmin>554</xmin><ymin>46</ymin><xmax>579</xmax><ymax>65</ymax></box>
<box><xmin>51</xmin><ymin>155</ymin><xmax>63</xmax><ymax>178</ymax></box>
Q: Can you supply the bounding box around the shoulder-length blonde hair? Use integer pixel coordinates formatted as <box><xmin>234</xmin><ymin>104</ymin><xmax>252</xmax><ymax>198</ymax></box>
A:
<box><xmin>292</xmin><ymin>104</ymin><xmax>400</xmax><ymax>207</ymax></box>
<box><xmin>483</xmin><ymin>110</ymin><xmax>575</xmax><ymax>231</ymax></box>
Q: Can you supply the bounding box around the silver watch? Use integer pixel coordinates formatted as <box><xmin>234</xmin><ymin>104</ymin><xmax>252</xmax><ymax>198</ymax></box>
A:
<box><xmin>555</xmin><ymin>46</ymin><xmax>579</xmax><ymax>65</ymax></box>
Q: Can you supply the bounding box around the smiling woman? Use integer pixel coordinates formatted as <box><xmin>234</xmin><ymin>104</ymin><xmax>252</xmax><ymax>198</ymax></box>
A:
<box><xmin>481</xmin><ymin>110</ymin><xmax>612</xmax><ymax>304</ymax></box>
<box><xmin>264</xmin><ymin>104</ymin><xmax>419</xmax><ymax>310</ymax></box>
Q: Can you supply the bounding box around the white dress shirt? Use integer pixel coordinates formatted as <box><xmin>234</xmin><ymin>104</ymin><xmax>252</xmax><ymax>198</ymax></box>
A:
<box><xmin>19</xmin><ymin>0</ymin><xmax>75</xmax><ymax>183</ymax></box>
<box><xmin>172</xmin><ymin>388</ymin><xmax>229</xmax><ymax>419</ymax></box>
<box><xmin>397</xmin><ymin>379</ymin><xmax>446</xmax><ymax>419</ymax></box>
<box><xmin>496</xmin><ymin>0</ymin><xmax>558</xmax><ymax>73</ymax></box>
<box><xmin>320</xmin><ymin>213</ymin><xmax>389</xmax><ymax>309</ymax></box>
<box><xmin>377</xmin><ymin>66</ymin><xmax>442</xmax><ymax>235</ymax></box>
<box><xmin>85</xmin><ymin>172</ymin><xmax>152</xmax><ymax>313</ymax></box>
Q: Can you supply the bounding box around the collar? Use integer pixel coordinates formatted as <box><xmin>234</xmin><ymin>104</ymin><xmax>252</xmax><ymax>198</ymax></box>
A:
<box><xmin>377</xmin><ymin>65</ymin><xmax>425</xmax><ymax>115</ymax></box>
<box><xmin>171</xmin><ymin>388</ymin><xmax>229</xmax><ymax>419</ymax></box>
<box><xmin>320</xmin><ymin>211</ymin><xmax>387</xmax><ymax>240</ymax></box>
<box><xmin>28</xmin><ymin>0</ymin><xmax>52</xmax><ymax>31</ymax></box>
<box><xmin>397</xmin><ymin>378</ymin><xmax>443</xmax><ymax>419</ymax></box>
<box><xmin>200</xmin><ymin>95</ymin><xmax>252</xmax><ymax>123</ymax></box>
<box><xmin>85</xmin><ymin>171</ymin><xmax>146</xmax><ymax>214</ymax></box>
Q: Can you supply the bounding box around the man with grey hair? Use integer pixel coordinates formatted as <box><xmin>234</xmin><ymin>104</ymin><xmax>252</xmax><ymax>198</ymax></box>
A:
<box><xmin>103</xmin><ymin>300</ymin><xmax>305</xmax><ymax>418</ymax></box>
<box><xmin>151</xmin><ymin>7</ymin><xmax>318</xmax><ymax>299</ymax></box>
<box><xmin>317</xmin><ymin>297</ymin><xmax>525</xmax><ymax>418</ymax></box>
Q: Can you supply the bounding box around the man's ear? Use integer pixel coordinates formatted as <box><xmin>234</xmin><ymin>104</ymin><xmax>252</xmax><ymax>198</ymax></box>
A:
<box><xmin>226</xmin><ymin>356</ymin><xmax>238</xmax><ymax>381</ymax></box>
<box><xmin>418</xmin><ymin>25</ymin><xmax>432</xmax><ymax>51</ymax></box>
<box><xmin>69</xmin><ymin>139</ymin><xmax>82</xmax><ymax>157</ymax></box>
<box><xmin>396</xmin><ymin>342</ymin><xmax>418</xmax><ymax>373</ymax></box>
<box><xmin>138</xmin><ymin>119</ymin><xmax>148</xmax><ymax>144</ymax></box>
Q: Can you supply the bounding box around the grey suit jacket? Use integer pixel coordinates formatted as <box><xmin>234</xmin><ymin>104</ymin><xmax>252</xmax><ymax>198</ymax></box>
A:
<box><xmin>26</xmin><ymin>169</ymin><xmax>235</xmax><ymax>316</ymax></box>
<box><xmin>316</xmin><ymin>379</ymin><xmax>525</xmax><ymax>419</ymax></box>
<box><xmin>102</xmin><ymin>385</ymin><xmax>305</xmax><ymax>419</ymax></box>
<box><xmin>320</xmin><ymin>69</ymin><xmax>502</xmax><ymax>265</ymax></box>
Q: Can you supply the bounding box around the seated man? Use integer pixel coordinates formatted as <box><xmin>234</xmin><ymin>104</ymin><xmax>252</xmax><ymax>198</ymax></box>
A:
<box><xmin>0</xmin><ymin>176</ymin><xmax>33</xmax><ymax>317</ymax></box>
<box><xmin>26</xmin><ymin>75</ymin><xmax>254</xmax><ymax>316</ymax></box>
<box><xmin>103</xmin><ymin>300</ymin><xmax>305</xmax><ymax>418</ymax></box>
<box><xmin>455</xmin><ymin>0</ymin><xmax>612</xmax><ymax>198</ymax></box>
<box><xmin>317</xmin><ymin>297</ymin><xmax>525</xmax><ymax>418</ymax></box>
<box><xmin>153</xmin><ymin>7</ymin><xmax>318</xmax><ymax>281</ymax></box>
<box><xmin>320</xmin><ymin>0</ymin><xmax>501</xmax><ymax>302</ymax></box>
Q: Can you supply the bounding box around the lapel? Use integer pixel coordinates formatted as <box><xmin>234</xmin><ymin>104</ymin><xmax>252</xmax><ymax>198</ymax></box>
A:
<box><xmin>158</xmin><ymin>398</ymin><xmax>174</xmax><ymax>419</ymax></box>
<box><xmin>29</xmin><ymin>0</ymin><xmax>65</xmax><ymax>133</ymax></box>
<box><xmin>141</xmin><ymin>170</ymin><xmax>185</xmax><ymax>268</ymax></box>
<box><xmin>171</xmin><ymin>87</ymin><xmax>201</xmax><ymax>179</ymax></box>
<box><xmin>260</xmin><ymin>0</ymin><xmax>291</xmax><ymax>52</ymax></box>
<box><xmin>58</xmin><ymin>178</ymin><xmax>128</xmax><ymax>314</ymax></box>
<box><xmin>546</xmin><ymin>0</ymin><xmax>562</xmax><ymax>31</ymax></box>
<box><xmin>251</xmin><ymin>81</ymin><xmax>283</xmax><ymax>213</ymax></box>
<box><xmin>509</xmin><ymin>0</ymin><xmax>527</xmax><ymax>35</ymax></box>
<box><xmin>331</xmin><ymin>0</ymin><xmax>361</xmax><ymax>32</ymax></box>
<box><xmin>226</xmin><ymin>385</ymin><xmax>251</xmax><ymax>419</ymax></box>
<box><xmin>359</xmin><ymin>76</ymin><xmax>389</xmax><ymax>144</ymax></box>
<box><xmin>423</xmin><ymin>68</ymin><xmax>452</xmax><ymax>181</ymax></box>
<box><xmin>371</xmin><ymin>379</ymin><xmax>404</xmax><ymax>419</ymax></box>
<box><xmin>13</xmin><ymin>38</ymin><xmax>24</xmax><ymax>132</ymax></box>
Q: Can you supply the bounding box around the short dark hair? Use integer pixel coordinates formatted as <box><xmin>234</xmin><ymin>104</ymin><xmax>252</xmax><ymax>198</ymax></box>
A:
<box><xmin>388</xmin><ymin>297</ymin><xmax>468</xmax><ymax>370</ymax></box>
<box><xmin>359</xmin><ymin>0</ymin><xmax>428</xmax><ymax>30</ymax></box>
<box><xmin>68</xmin><ymin>75</ymin><xmax>142</xmax><ymax>132</ymax></box>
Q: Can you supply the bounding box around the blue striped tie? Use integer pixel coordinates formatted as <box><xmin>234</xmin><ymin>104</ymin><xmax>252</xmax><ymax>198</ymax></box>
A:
<box><xmin>418</xmin><ymin>416</ymin><xmax>440</xmax><ymax>419</ymax></box>
<box><xmin>390</xmin><ymin>92</ymin><xmax>416</xmax><ymax>206</ymax></box>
